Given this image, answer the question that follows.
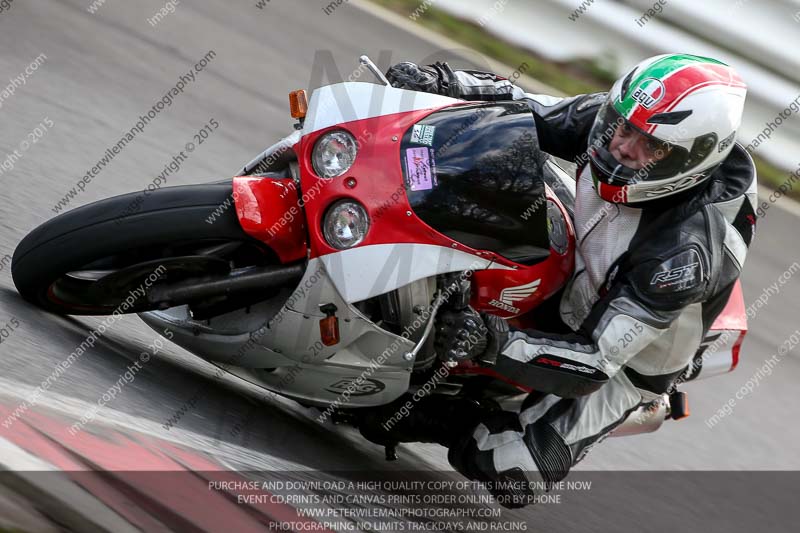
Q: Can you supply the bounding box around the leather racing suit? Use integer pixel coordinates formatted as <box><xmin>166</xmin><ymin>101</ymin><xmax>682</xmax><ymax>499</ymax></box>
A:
<box><xmin>384</xmin><ymin>62</ymin><xmax>759</xmax><ymax>495</ymax></box>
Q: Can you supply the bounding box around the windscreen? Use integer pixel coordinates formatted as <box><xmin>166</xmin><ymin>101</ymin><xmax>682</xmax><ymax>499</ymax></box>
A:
<box><xmin>400</xmin><ymin>102</ymin><xmax>549</xmax><ymax>264</ymax></box>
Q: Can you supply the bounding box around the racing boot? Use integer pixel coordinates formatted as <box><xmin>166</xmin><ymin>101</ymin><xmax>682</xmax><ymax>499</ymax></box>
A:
<box><xmin>358</xmin><ymin>394</ymin><xmax>493</xmax><ymax>450</ymax></box>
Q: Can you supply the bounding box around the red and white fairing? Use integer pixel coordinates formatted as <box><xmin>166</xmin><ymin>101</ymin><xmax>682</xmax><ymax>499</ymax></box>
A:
<box><xmin>235</xmin><ymin>82</ymin><xmax>575</xmax><ymax>317</ymax></box>
<box><xmin>218</xmin><ymin>80</ymin><xmax>747</xmax><ymax>409</ymax></box>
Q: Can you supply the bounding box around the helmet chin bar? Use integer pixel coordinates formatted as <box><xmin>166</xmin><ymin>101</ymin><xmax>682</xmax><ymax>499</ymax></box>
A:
<box><xmin>590</xmin><ymin>144</ymin><xmax>677</xmax><ymax>187</ymax></box>
<box><xmin>591</xmin><ymin>145</ymin><xmax>640</xmax><ymax>186</ymax></box>
<box><xmin>590</xmin><ymin>160</ymin><xmax>715</xmax><ymax>207</ymax></box>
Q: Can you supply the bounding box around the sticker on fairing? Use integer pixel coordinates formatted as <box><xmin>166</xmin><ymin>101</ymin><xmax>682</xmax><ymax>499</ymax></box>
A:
<box><xmin>405</xmin><ymin>147</ymin><xmax>436</xmax><ymax>191</ymax></box>
<box><xmin>410</xmin><ymin>124</ymin><xmax>436</xmax><ymax>146</ymax></box>
<box><xmin>325</xmin><ymin>377</ymin><xmax>386</xmax><ymax>396</ymax></box>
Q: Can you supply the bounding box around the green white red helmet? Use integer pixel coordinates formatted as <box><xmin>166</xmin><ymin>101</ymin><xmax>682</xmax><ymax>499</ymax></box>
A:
<box><xmin>587</xmin><ymin>54</ymin><xmax>747</xmax><ymax>205</ymax></box>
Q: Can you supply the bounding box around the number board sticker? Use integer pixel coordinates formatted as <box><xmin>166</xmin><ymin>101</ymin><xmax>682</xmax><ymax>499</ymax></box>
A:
<box><xmin>410</xmin><ymin>124</ymin><xmax>436</xmax><ymax>146</ymax></box>
<box><xmin>405</xmin><ymin>147</ymin><xmax>436</xmax><ymax>191</ymax></box>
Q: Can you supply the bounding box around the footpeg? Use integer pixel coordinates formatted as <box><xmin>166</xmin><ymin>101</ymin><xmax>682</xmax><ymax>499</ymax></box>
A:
<box><xmin>384</xmin><ymin>443</ymin><xmax>398</xmax><ymax>461</ymax></box>
<box><xmin>668</xmin><ymin>391</ymin><xmax>690</xmax><ymax>420</ymax></box>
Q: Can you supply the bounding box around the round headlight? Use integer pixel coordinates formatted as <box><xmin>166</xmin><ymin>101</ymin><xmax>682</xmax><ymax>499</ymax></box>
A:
<box><xmin>312</xmin><ymin>130</ymin><xmax>358</xmax><ymax>178</ymax></box>
<box><xmin>323</xmin><ymin>201</ymin><xmax>370</xmax><ymax>249</ymax></box>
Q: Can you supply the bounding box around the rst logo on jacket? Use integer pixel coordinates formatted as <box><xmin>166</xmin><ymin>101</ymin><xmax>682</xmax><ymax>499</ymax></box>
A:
<box><xmin>489</xmin><ymin>279</ymin><xmax>541</xmax><ymax>314</ymax></box>
<box><xmin>650</xmin><ymin>249</ymin><xmax>704</xmax><ymax>292</ymax></box>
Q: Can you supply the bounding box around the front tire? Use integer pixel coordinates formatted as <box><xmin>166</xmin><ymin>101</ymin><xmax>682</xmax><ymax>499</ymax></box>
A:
<box><xmin>12</xmin><ymin>183</ymin><xmax>274</xmax><ymax>315</ymax></box>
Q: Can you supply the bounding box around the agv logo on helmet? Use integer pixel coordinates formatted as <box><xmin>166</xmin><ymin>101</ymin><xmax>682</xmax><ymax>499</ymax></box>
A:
<box><xmin>631</xmin><ymin>78</ymin><xmax>666</xmax><ymax>110</ymax></box>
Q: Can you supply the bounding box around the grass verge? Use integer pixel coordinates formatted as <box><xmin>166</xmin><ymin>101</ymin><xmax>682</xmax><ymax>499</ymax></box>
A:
<box><xmin>367</xmin><ymin>0</ymin><xmax>798</xmax><ymax>198</ymax></box>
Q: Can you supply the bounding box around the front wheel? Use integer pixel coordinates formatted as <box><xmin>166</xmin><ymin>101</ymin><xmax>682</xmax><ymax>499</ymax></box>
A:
<box><xmin>12</xmin><ymin>183</ymin><xmax>279</xmax><ymax>315</ymax></box>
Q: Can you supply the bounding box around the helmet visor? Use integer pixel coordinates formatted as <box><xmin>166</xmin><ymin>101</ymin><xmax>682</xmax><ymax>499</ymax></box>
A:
<box><xmin>588</xmin><ymin>103</ymin><xmax>693</xmax><ymax>185</ymax></box>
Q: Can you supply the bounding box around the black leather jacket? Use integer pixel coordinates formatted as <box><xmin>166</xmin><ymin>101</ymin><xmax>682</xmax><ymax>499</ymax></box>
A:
<box><xmin>387</xmin><ymin>62</ymin><xmax>758</xmax><ymax>400</ymax></box>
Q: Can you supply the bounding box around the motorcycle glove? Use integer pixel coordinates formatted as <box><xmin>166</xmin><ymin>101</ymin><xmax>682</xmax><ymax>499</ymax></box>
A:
<box><xmin>435</xmin><ymin>308</ymin><xmax>509</xmax><ymax>365</ymax></box>
<box><xmin>386</xmin><ymin>61</ymin><xmax>520</xmax><ymax>101</ymax></box>
<box><xmin>435</xmin><ymin>307</ymin><xmax>488</xmax><ymax>362</ymax></box>
<box><xmin>385</xmin><ymin>61</ymin><xmax>445</xmax><ymax>94</ymax></box>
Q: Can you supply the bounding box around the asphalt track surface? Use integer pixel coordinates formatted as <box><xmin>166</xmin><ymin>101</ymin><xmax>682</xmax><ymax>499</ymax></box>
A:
<box><xmin>0</xmin><ymin>1</ymin><xmax>797</xmax><ymax>531</ymax></box>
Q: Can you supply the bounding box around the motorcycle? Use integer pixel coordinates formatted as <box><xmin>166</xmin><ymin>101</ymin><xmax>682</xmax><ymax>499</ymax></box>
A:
<box><xmin>11</xmin><ymin>56</ymin><xmax>747</xmax><ymax>457</ymax></box>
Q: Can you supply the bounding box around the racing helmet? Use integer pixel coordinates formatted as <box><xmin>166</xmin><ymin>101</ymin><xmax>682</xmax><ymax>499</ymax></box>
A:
<box><xmin>587</xmin><ymin>54</ymin><xmax>747</xmax><ymax>205</ymax></box>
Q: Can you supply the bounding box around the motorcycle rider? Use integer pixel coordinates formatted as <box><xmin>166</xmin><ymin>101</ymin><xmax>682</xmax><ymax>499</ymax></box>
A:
<box><xmin>359</xmin><ymin>54</ymin><xmax>758</xmax><ymax>507</ymax></box>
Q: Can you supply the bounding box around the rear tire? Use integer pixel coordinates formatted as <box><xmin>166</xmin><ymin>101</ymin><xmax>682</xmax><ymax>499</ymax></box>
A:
<box><xmin>12</xmin><ymin>183</ymin><xmax>272</xmax><ymax>315</ymax></box>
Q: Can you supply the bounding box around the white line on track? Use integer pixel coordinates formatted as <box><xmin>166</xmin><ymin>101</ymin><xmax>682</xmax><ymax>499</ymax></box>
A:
<box><xmin>758</xmin><ymin>185</ymin><xmax>800</xmax><ymax>217</ymax></box>
<box><xmin>0</xmin><ymin>436</ymin><xmax>59</xmax><ymax>471</ymax></box>
<box><xmin>0</xmin><ymin>377</ymin><xmax>310</xmax><ymax>472</ymax></box>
